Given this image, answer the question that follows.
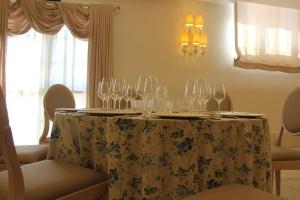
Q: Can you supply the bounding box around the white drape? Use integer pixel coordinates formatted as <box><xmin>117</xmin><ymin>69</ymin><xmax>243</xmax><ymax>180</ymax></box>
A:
<box><xmin>6</xmin><ymin>26</ymin><xmax>87</xmax><ymax>145</ymax></box>
<box><xmin>235</xmin><ymin>1</ymin><xmax>300</xmax><ymax>72</ymax></box>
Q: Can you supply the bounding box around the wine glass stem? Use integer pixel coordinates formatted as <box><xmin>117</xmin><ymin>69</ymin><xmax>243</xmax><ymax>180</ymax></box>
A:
<box><xmin>107</xmin><ymin>98</ymin><xmax>110</xmax><ymax>110</ymax></box>
<box><xmin>198</xmin><ymin>101</ymin><xmax>202</xmax><ymax>112</ymax></box>
<box><xmin>218</xmin><ymin>102</ymin><xmax>221</xmax><ymax>112</ymax></box>
<box><xmin>113</xmin><ymin>99</ymin><xmax>117</xmax><ymax>110</ymax></box>
<box><xmin>118</xmin><ymin>100</ymin><xmax>121</xmax><ymax>110</ymax></box>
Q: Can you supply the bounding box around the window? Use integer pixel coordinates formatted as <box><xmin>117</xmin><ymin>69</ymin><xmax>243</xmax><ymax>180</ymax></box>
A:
<box><xmin>6</xmin><ymin>26</ymin><xmax>88</xmax><ymax>145</ymax></box>
<box><xmin>235</xmin><ymin>1</ymin><xmax>300</xmax><ymax>73</ymax></box>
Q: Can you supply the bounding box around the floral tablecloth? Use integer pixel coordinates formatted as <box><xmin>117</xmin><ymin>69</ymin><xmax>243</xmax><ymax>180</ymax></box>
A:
<box><xmin>47</xmin><ymin>112</ymin><xmax>272</xmax><ymax>200</ymax></box>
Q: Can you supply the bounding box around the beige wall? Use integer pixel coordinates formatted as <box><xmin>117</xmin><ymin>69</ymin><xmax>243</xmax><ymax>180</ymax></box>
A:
<box><xmin>66</xmin><ymin>0</ymin><xmax>300</xmax><ymax>146</ymax></box>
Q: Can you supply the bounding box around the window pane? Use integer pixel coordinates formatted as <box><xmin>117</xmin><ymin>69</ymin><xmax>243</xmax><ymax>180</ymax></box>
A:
<box><xmin>265</xmin><ymin>28</ymin><xmax>292</xmax><ymax>56</ymax></box>
<box><xmin>238</xmin><ymin>23</ymin><xmax>260</xmax><ymax>56</ymax></box>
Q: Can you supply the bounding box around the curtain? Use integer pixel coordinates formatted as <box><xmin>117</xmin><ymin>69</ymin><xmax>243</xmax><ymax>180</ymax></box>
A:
<box><xmin>0</xmin><ymin>0</ymin><xmax>114</xmax><ymax>144</ymax></box>
<box><xmin>6</xmin><ymin>27</ymin><xmax>87</xmax><ymax>145</ymax></box>
<box><xmin>0</xmin><ymin>0</ymin><xmax>8</xmax><ymax>94</ymax></box>
<box><xmin>88</xmin><ymin>5</ymin><xmax>113</xmax><ymax>107</ymax></box>
<box><xmin>2</xmin><ymin>0</ymin><xmax>114</xmax><ymax>107</ymax></box>
<box><xmin>57</xmin><ymin>3</ymin><xmax>89</xmax><ymax>39</ymax></box>
<box><xmin>235</xmin><ymin>1</ymin><xmax>300</xmax><ymax>73</ymax></box>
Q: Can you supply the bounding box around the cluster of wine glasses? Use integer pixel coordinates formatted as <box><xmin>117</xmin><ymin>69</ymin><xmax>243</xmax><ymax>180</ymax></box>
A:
<box><xmin>98</xmin><ymin>78</ymin><xmax>137</xmax><ymax>111</ymax></box>
<box><xmin>97</xmin><ymin>76</ymin><xmax>168</xmax><ymax>112</ymax></box>
<box><xmin>136</xmin><ymin>75</ymin><xmax>168</xmax><ymax>113</ymax></box>
<box><xmin>98</xmin><ymin>76</ymin><xmax>225</xmax><ymax>113</ymax></box>
<box><xmin>185</xmin><ymin>80</ymin><xmax>226</xmax><ymax>112</ymax></box>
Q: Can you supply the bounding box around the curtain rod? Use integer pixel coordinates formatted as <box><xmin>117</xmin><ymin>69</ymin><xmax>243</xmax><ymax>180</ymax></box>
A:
<box><xmin>45</xmin><ymin>0</ymin><xmax>121</xmax><ymax>12</ymax></box>
<box><xmin>10</xmin><ymin>0</ymin><xmax>120</xmax><ymax>12</ymax></box>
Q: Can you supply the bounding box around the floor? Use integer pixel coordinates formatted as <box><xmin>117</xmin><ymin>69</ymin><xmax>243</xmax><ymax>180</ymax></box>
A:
<box><xmin>278</xmin><ymin>170</ymin><xmax>300</xmax><ymax>200</ymax></box>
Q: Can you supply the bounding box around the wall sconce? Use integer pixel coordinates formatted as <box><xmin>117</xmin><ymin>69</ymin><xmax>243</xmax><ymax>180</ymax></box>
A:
<box><xmin>180</xmin><ymin>14</ymin><xmax>207</xmax><ymax>56</ymax></box>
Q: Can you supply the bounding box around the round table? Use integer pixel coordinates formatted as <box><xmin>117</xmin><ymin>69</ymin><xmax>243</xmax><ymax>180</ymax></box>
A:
<box><xmin>48</xmin><ymin>112</ymin><xmax>272</xmax><ymax>200</ymax></box>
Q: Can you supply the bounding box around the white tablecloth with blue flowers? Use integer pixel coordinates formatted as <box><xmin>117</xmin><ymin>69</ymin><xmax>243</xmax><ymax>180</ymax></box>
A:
<box><xmin>47</xmin><ymin>112</ymin><xmax>272</xmax><ymax>200</ymax></box>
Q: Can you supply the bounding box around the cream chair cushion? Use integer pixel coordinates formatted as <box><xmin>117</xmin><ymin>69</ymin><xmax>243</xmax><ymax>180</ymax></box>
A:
<box><xmin>0</xmin><ymin>160</ymin><xmax>107</xmax><ymax>200</ymax></box>
<box><xmin>0</xmin><ymin>144</ymin><xmax>48</xmax><ymax>164</ymax></box>
<box><xmin>184</xmin><ymin>184</ymin><xmax>285</xmax><ymax>200</ymax></box>
<box><xmin>272</xmin><ymin>145</ymin><xmax>300</xmax><ymax>161</ymax></box>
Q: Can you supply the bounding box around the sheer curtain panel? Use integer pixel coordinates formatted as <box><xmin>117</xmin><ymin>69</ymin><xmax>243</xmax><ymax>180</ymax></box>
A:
<box><xmin>6</xmin><ymin>27</ymin><xmax>88</xmax><ymax>145</ymax></box>
<box><xmin>235</xmin><ymin>1</ymin><xmax>300</xmax><ymax>73</ymax></box>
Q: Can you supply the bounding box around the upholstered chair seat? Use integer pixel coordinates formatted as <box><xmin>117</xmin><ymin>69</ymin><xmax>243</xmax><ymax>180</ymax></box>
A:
<box><xmin>184</xmin><ymin>185</ymin><xmax>285</xmax><ymax>200</ymax></box>
<box><xmin>272</xmin><ymin>145</ymin><xmax>300</xmax><ymax>161</ymax></box>
<box><xmin>0</xmin><ymin>86</ymin><xmax>107</xmax><ymax>200</ymax></box>
<box><xmin>0</xmin><ymin>160</ymin><xmax>107</xmax><ymax>200</ymax></box>
<box><xmin>0</xmin><ymin>145</ymin><xmax>48</xmax><ymax>165</ymax></box>
<box><xmin>0</xmin><ymin>84</ymin><xmax>75</xmax><ymax>171</ymax></box>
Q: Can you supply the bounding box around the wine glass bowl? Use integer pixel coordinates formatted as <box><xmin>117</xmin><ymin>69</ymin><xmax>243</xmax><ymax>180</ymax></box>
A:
<box><xmin>156</xmin><ymin>86</ymin><xmax>168</xmax><ymax>100</ymax></box>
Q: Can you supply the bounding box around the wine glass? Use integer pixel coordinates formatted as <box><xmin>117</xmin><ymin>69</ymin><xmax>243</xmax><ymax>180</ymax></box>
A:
<box><xmin>98</xmin><ymin>80</ymin><xmax>105</xmax><ymax>109</ymax></box>
<box><xmin>111</xmin><ymin>79</ymin><xmax>121</xmax><ymax>110</ymax></box>
<box><xmin>201</xmin><ymin>81</ymin><xmax>212</xmax><ymax>111</ymax></box>
<box><xmin>144</xmin><ymin>76</ymin><xmax>154</xmax><ymax>114</ymax></box>
<box><xmin>193</xmin><ymin>80</ymin><xmax>202</xmax><ymax>111</ymax></box>
<box><xmin>98</xmin><ymin>78</ymin><xmax>111</xmax><ymax>110</ymax></box>
<box><xmin>117</xmin><ymin>79</ymin><xmax>126</xmax><ymax>110</ymax></box>
<box><xmin>213</xmin><ymin>83</ymin><xmax>226</xmax><ymax>112</ymax></box>
<box><xmin>185</xmin><ymin>80</ymin><xmax>194</xmax><ymax>112</ymax></box>
<box><xmin>156</xmin><ymin>86</ymin><xmax>168</xmax><ymax>100</ymax></box>
<box><xmin>124</xmin><ymin>84</ymin><xmax>133</xmax><ymax>110</ymax></box>
<box><xmin>136</xmin><ymin>75</ymin><xmax>146</xmax><ymax>100</ymax></box>
<box><xmin>196</xmin><ymin>79</ymin><xmax>206</xmax><ymax>111</ymax></box>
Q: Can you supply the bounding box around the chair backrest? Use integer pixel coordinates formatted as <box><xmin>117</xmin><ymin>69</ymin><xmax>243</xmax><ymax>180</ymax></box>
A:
<box><xmin>0</xmin><ymin>87</ymin><xmax>25</xmax><ymax>199</ymax></box>
<box><xmin>40</xmin><ymin>84</ymin><xmax>75</xmax><ymax>144</ymax></box>
<box><xmin>282</xmin><ymin>87</ymin><xmax>300</xmax><ymax>134</ymax></box>
<box><xmin>206</xmin><ymin>93</ymin><xmax>233</xmax><ymax>111</ymax></box>
<box><xmin>43</xmin><ymin>84</ymin><xmax>75</xmax><ymax>121</ymax></box>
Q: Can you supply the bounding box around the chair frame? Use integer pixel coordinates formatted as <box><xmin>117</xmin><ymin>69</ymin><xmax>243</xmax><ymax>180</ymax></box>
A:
<box><xmin>272</xmin><ymin>88</ymin><xmax>300</xmax><ymax>196</ymax></box>
<box><xmin>0</xmin><ymin>87</ymin><xmax>107</xmax><ymax>200</ymax></box>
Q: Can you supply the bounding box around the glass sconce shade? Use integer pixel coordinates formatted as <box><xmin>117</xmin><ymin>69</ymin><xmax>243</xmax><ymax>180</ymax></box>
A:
<box><xmin>180</xmin><ymin>31</ymin><xmax>189</xmax><ymax>45</ymax></box>
<box><xmin>200</xmin><ymin>32</ymin><xmax>207</xmax><ymax>48</ymax></box>
<box><xmin>195</xmin><ymin>15</ymin><xmax>204</xmax><ymax>30</ymax></box>
<box><xmin>185</xmin><ymin>14</ymin><xmax>194</xmax><ymax>27</ymax></box>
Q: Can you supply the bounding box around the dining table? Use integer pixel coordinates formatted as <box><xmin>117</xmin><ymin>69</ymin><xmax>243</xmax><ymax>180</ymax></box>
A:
<box><xmin>47</xmin><ymin>111</ymin><xmax>272</xmax><ymax>200</ymax></box>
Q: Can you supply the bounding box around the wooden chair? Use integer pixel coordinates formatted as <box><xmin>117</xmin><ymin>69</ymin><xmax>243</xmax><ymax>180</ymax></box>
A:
<box><xmin>0</xmin><ymin>84</ymin><xmax>75</xmax><ymax>171</ymax></box>
<box><xmin>272</xmin><ymin>87</ymin><xmax>300</xmax><ymax>196</ymax></box>
<box><xmin>184</xmin><ymin>184</ymin><xmax>286</xmax><ymax>200</ymax></box>
<box><xmin>39</xmin><ymin>84</ymin><xmax>75</xmax><ymax>144</ymax></box>
<box><xmin>206</xmin><ymin>93</ymin><xmax>233</xmax><ymax>111</ymax></box>
<box><xmin>0</xmin><ymin>87</ymin><xmax>107</xmax><ymax>200</ymax></box>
